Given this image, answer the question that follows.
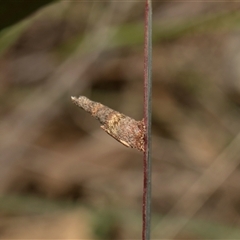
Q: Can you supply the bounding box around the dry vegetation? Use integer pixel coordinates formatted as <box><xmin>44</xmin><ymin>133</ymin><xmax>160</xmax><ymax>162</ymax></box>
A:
<box><xmin>1</xmin><ymin>1</ymin><xmax>240</xmax><ymax>239</ymax></box>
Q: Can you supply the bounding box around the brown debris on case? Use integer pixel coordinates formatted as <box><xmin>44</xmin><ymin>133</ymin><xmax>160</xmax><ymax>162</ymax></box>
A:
<box><xmin>71</xmin><ymin>96</ymin><xmax>146</xmax><ymax>152</ymax></box>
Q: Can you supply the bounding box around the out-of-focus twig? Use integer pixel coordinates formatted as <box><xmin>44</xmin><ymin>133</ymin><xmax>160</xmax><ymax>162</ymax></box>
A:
<box><xmin>153</xmin><ymin>131</ymin><xmax>240</xmax><ymax>239</ymax></box>
<box><xmin>0</xmin><ymin>1</ymin><xmax>137</xmax><ymax>190</ymax></box>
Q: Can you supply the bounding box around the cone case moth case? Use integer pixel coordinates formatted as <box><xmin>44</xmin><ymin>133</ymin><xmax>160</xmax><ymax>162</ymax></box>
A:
<box><xmin>71</xmin><ymin>96</ymin><xmax>146</xmax><ymax>152</ymax></box>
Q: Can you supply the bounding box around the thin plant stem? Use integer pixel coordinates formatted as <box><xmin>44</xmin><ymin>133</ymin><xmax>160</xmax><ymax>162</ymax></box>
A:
<box><xmin>142</xmin><ymin>0</ymin><xmax>152</xmax><ymax>240</ymax></box>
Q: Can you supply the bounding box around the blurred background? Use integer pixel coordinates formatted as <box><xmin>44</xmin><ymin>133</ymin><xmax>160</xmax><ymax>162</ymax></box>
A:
<box><xmin>1</xmin><ymin>0</ymin><xmax>240</xmax><ymax>239</ymax></box>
